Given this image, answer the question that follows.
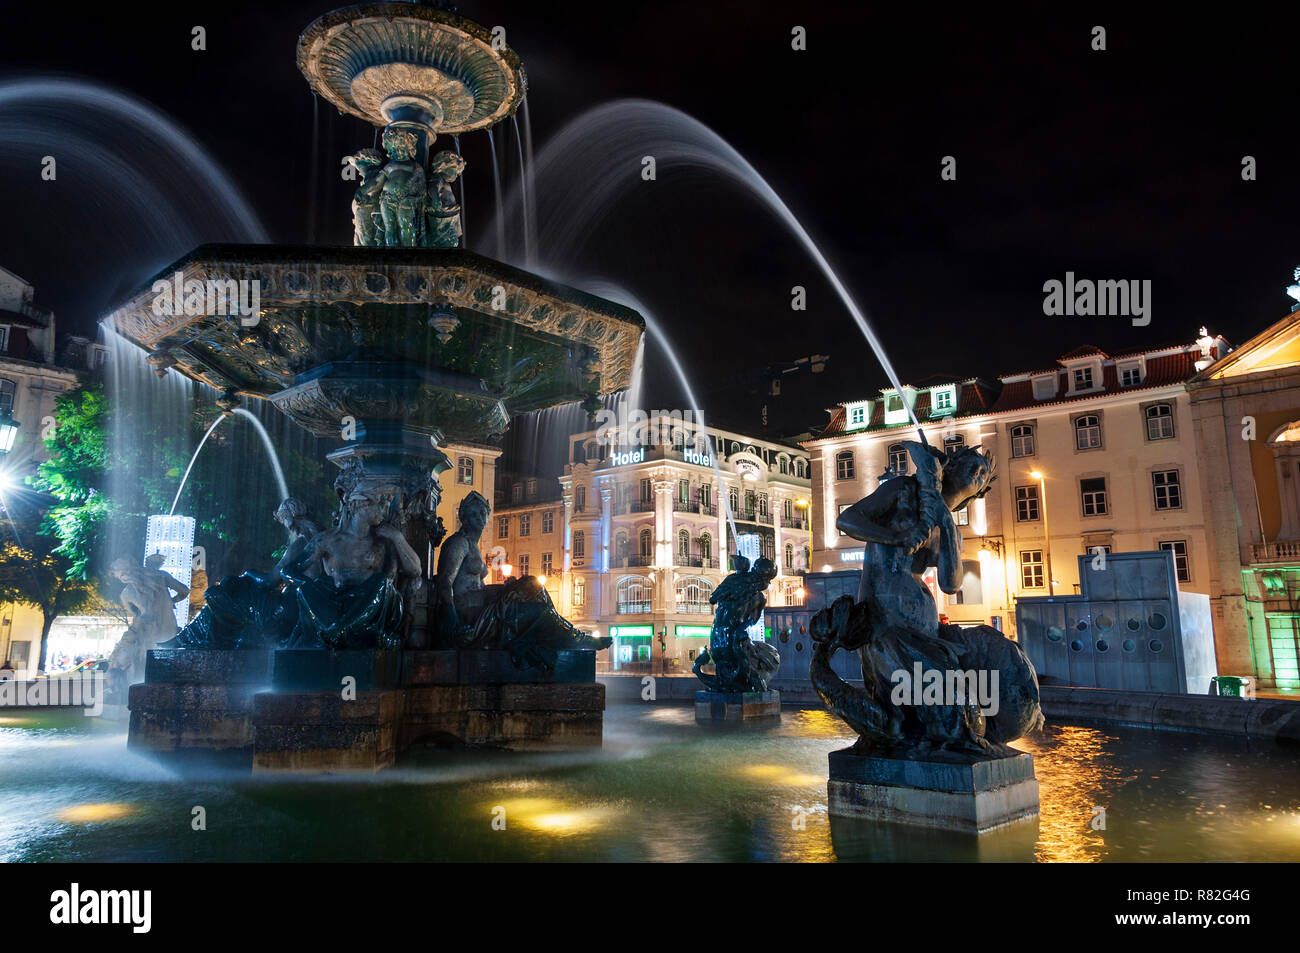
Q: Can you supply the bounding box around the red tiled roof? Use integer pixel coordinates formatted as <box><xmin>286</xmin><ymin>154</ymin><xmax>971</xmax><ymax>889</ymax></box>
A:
<box><xmin>987</xmin><ymin>350</ymin><xmax>1197</xmax><ymax>413</ymax></box>
<box><xmin>815</xmin><ymin>380</ymin><xmax>998</xmax><ymax>437</ymax></box>
<box><xmin>1058</xmin><ymin>345</ymin><xmax>1107</xmax><ymax>361</ymax></box>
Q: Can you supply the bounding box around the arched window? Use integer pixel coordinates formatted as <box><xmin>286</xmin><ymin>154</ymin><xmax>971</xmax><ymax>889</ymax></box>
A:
<box><xmin>943</xmin><ymin>434</ymin><xmax>965</xmax><ymax>453</ymax></box>
<box><xmin>887</xmin><ymin>443</ymin><xmax>908</xmax><ymax>474</ymax></box>
<box><xmin>784</xmin><ymin>542</ymin><xmax>794</xmax><ymax>570</ymax></box>
<box><xmin>616</xmin><ymin>576</ymin><xmax>652</xmax><ymax>613</ymax></box>
<box><xmin>700</xmin><ymin>532</ymin><xmax>713</xmax><ymax>561</ymax></box>
<box><xmin>456</xmin><ymin>455</ymin><xmax>474</xmax><ymax>485</ymax></box>
<box><xmin>1011</xmin><ymin>424</ymin><xmax>1035</xmax><ymax>458</ymax></box>
<box><xmin>675</xmin><ymin>576</ymin><xmax>713</xmax><ymax>612</ymax></box>
<box><xmin>728</xmin><ymin>486</ymin><xmax>739</xmax><ymax>513</ymax></box>
<box><xmin>795</xmin><ymin>458</ymin><xmax>807</xmax><ymax>478</ymax></box>
<box><xmin>778</xmin><ymin>454</ymin><xmax>789</xmax><ymax>475</ymax></box>
<box><xmin>678</xmin><ymin>528</ymin><xmax>691</xmax><ymax>561</ymax></box>
<box><xmin>639</xmin><ymin>528</ymin><xmax>653</xmax><ymax>558</ymax></box>
<box><xmin>1075</xmin><ymin>414</ymin><xmax>1102</xmax><ymax>450</ymax></box>
<box><xmin>572</xmin><ymin>531</ymin><xmax>585</xmax><ymax>562</ymax></box>
<box><xmin>574</xmin><ymin>485</ymin><xmax>587</xmax><ymax>512</ymax></box>
<box><xmin>730</xmin><ymin>441</ymin><xmax>740</xmax><ymax>456</ymax></box>
<box><xmin>1145</xmin><ymin>403</ymin><xmax>1174</xmax><ymax>440</ymax></box>
<box><xmin>836</xmin><ymin>450</ymin><xmax>855</xmax><ymax>480</ymax></box>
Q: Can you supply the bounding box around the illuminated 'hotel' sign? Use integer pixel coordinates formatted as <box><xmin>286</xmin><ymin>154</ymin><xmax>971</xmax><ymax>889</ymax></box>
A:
<box><xmin>683</xmin><ymin>449</ymin><xmax>712</xmax><ymax>467</ymax></box>
<box><xmin>611</xmin><ymin>448</ymin><xmax>645</xmax><ymax>466</ymax></box>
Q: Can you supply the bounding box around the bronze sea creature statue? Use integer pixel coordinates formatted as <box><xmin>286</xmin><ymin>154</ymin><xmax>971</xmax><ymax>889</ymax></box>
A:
<box><xmin>809</xmin><ymin>438</ymin><xmax>1044</xmax><ymax>756</ymax></box>
<box><xmin>693</xmin><ymin>554</ymin><xmax>781</xmax><ymax>692</ymax></box>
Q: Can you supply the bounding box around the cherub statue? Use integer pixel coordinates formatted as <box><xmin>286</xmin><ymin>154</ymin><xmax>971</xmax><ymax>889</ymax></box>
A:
<box><xmin>425</xmin><ymin>149</ymin><xmax>467</xmax><ymax>248</ymax></box>
<box><xmin>693</xmin><ymin>554</ymin><xmax>780</xmax><ymax>693</ymax></box>
<box><xmin>379</xmin><ymin>126</ymin><xmax>426</xmax><ymax>246</ymax></box>
<box><xmin>346</xmin><ymin>148</ymin><xmax>387</xmax><ymax>246</ymax></box>
<box><xmin>106</xmin><ymin>555</ymin><xmax>190</xmax><ymax>697</ymax></box>
<box><xmin>809</xmin><ymin>438</ymin><xmax>1043</xmax><ymax>755</ymax></box>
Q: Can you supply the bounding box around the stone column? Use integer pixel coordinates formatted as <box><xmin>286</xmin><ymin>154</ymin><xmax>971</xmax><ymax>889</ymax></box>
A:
<box><xmin>654</xmin><ymin>476</ymin><xmax>673</xmax><ymax>568</ymax></box>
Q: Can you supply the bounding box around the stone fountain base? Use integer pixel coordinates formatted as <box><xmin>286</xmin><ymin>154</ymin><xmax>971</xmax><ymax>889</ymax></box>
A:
<box><xmin>826</xmin><ymin>746</ymin><xmax>1039</xmax><ymax>835</ymax></box>
<box><xmin>694</xmin><ymin>689</ymin><xmax>782</xmax><ymax>725</ymax></box>
<box><xmin>128</xmin><ymin>648</ymin><xmax>605</xmax><ymax>773</ymax></box>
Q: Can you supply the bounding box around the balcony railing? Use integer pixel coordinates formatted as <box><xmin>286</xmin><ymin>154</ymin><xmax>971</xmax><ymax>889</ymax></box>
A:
<box><xmin>630</xmin><ymin>500</ymin><xmax>656</xmax><ymax>513</ymax></box>
<box><xmin>699</xmin><ymin>503</ymin><xmax>718</xmax><ymax>517</ymax></box>
<box><xmin>781</xmin><ymin>517</ymin><xmax>807</xmax><ymax>530</ymax></box>
<box><xmin>616</xmin><ymin>600</ymin><xmax>653</xmax><ymax>614</ymax></box>
<box><xmin>627</xmin><ymin>555</ymin><xmax>654</xmax><ymax>567</ymax></box>
<box><xmin>673</xmin><ymin>499</ymin><xmax>692</xmax><ymax>512</ymax></box>
<box><xmin>676</xmin><ymin>601</ymin><xmax>712</xmax><ymax>614</ymax></box>
<box><xmin>1251</xmin><ymin>540</ymin><xmax>1300</xmax><ymax>563</ymax></box>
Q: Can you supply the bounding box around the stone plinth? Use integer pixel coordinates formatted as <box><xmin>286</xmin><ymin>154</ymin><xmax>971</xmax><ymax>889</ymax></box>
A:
<box><xmin>694</xmin><ymin>689</ymin><xmax>781</xmax><ymax>725</ymax></box>
<box><xmin>827</xmin><ymin>746</ymin><xmax>1039</xmax><ymax>835</ymax></box>
<box><xmin>127</xmin><ymin>648</ymin><xmax>605</xmax><ymax>771</ymax></box>
<box><xmin>127</xmin><ymin>650</ymin><xmax>274</xmax><ymax>766</ymax></box>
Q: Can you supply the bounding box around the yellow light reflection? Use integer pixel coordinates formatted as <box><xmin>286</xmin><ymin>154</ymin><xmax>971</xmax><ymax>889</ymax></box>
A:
<box><xmin>57</xmin><ymin>803</ymin><xmax>135</xmax><ymax>824</ymax></box>
<box><xmin>493</xmin><ymin>797</ymin><xmax>613</xmax><ymax>837</ymax></box>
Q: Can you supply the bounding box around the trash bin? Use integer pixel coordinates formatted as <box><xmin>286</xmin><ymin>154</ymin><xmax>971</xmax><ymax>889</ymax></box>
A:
<box><xmin>1212</xmin><ymin>675</ymin><xmax>1244</xmax><ymax>697</ymax></box>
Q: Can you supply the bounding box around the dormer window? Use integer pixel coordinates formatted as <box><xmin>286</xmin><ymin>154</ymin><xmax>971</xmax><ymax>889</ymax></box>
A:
<box><xmin>844</xmin><ymin>401</ymin><xmax>869</xmax><ymax>431</ymax></box>
<box><xmin>1032</xmin><ymin>375</ymin><xmax>1056</xmax><ymax>401</ymax></box>
<box><xmin>1073</xmin><ymin>366</ymin><xmax>1094</xmax><ymax>390</ymax></box>
<box><xmin>1120</xmin><ymin>365</ymin><xmax>1142</xmax><ymax>387</ymax></box>
<box><xmin>930</xmin><ymin>385</ymin><xmax>956</xmax><ymax>416</ymax></box>
<box><xmin>883</xmin><ymin>389</ymin><xmax>913</xmax><ymax>426</ymax></box>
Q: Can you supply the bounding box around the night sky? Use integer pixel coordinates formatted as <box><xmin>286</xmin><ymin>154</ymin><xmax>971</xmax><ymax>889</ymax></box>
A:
<box><xmin>2</xmin><ymin>1</ymin><xmax>1298</xmax><ymax>462</ymax></box>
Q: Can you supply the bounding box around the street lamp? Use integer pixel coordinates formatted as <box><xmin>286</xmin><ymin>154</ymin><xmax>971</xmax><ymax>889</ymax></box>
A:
<box><xmin>0</xmin><ymin>409</ymin><xmax>19</xmax><ymax>454</ymax></box>
<box><xmin>1029</xmin><ymin>470</ymin><xmax>1054</xmax><ymax>596</ymax></box>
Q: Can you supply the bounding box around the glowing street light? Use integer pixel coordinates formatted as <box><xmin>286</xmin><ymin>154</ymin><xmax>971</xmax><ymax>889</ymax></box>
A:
<box><xmin>537</xmin><ymin>574</ymin><xmax>547</xmax><ymax>585</ymax></box>
<box><xmin>501</xmin><ymin>562</ymin><xmax>514</xmax><ymax>579</ymax></box>
<box><xmin>0</xmin><ymin>409</ymin><xmax>19</xmax><ymax>455</ymax></box>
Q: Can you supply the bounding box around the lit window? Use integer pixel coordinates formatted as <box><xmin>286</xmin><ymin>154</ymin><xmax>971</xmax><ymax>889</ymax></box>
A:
<box><xmin>931</xmin><ymin>386</ymin><xmax>955</xmax><ymax>415</ymax></box>
<box><xmin>541</xmin><ymin>552</ymin><xmax>553</xmax><ymax>575</ymax></box>
<box><xmin>887</xmin><ymin>443</ymin><xmax>908</xmax><ymax>474</ymax></box>
<box><xmin>1075</xmin><ymin>415</ymin><xmax>1102</xmax><ymax>450</ymax></box>
<box><xmin>1011</xmin><ymin>424</ymin><xmax>1035</xmax><ymax>458</ymax></box>
<box><xmin>542</xmin><ymin>510</ymin><xmax>554</xmax><ymax>533</ymax></box>
<box><xmin>836</xmin><ymin>451</ymin><xmax>855</xmax><ymax>480</ymax></box>
<box><xmin>519</xmin><ymin>514</ymin><xmax>531</xmax><ymax>537</ymax></box>
<box><xmin>837</xmin><ymin>502</ymin><xmax>851</xmax><ymax>537</ymax></box>
<box><xmin>1020</xmin><ymin>550</ymin><xmax>1044</xmax><ymax>588</ymax></box>
<box><xmin>497</xmin><ymin>517</ymin><xmax>509</xmax><ymax>539</ymax></box>
<box><xmin>1073</xmin><ymin>366</ymin><xmax>1094</xmax><ymax>390</ymax></box>
<box><xmin>572</xmin><ymin>531</ymin><xmax>585</xmax><ymax>563</ymax></box>
<box><xmin>1153</xmin><ymin>470</ymin><xmax>1182</xmax><ymax>510</ymax></box>
<box><xmin>943</xmin><ymin>434</ymin><xmax>965</xmax><ymax>453</ymax></box>
<box><xmin>1081</xmin><ymin>477</ymin><xmax>1108</xmax><ymax>516</ymax></box>
<box><xmin>457</xmin><ymin>455</ymin><xmax>474</xmax><ymax>485</ymax></box>
<box><xmin>1145</xmin><ymin>403</ymin><xmax>1174</xmax><ymax>440</ymax></box>
<box><xmin>519</xmin><ymin>554</ymin><xmax>529</xmax><ymax>575</ymax></box>
<box><xmin>1159</xmin><ymin>540</ymin><xmax>1190</xmax><ymax>582</ymax></box>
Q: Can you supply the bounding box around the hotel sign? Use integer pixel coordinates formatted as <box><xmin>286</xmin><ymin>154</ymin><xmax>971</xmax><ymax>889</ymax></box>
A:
<box><xmin>611</xmin><ymin>448</ymin><xmax>645</xmax><ymax>466</ymax></box>
<box><xmin>733</xmin><ymin>459</ymin><xmax>761</xmax><ymax>480</ymax></box>
<box><xmin>683</xmin><ymin>449</ymin><xmax>713</xmax><ymax>467</ymax></box>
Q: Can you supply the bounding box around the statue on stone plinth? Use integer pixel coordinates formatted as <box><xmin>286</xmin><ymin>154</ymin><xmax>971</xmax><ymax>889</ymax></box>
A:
<box><xmin>426</xmin><ymin>150</ymin><xmax>466</xmax><ymax>248</ymax></box>
<box><xmin>107</xmin><ymin>554</ymin><xmax>190</xmax><ymax>694</ymax></box>
<box><xmin>432</xmin><ymin>490</ymin><xmax>491</xmax><ymax>643</ymax></box>
<box><xmin>379</xmin><ymin>126</ymin><xmax>426</xmax><ymax>247</ymax></box>
<box><xmin>347</xmin><ymin>148</ymin><xmax>387</xmax><ymax>246</ymax></box>
<box><xmin>809</xmin><ymin>438</ymin><xmax>1043</xmax><ymax>755</ymax></box>
<box><xmin>160</xmin><ymin>498</ymin><xmax>320</xmax><ymax>650</ymax></box>
<box><xmin>693</xmin><ymin>554</ymin><xmax>781</xmax><ymax>692</ymax></box>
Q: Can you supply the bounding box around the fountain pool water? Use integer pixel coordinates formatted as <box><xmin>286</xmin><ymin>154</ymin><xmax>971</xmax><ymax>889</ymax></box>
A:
<box><xmin>2</xmin><ymin>704</ymin><xmax>1296</xmax><ymax>862</ymax></box>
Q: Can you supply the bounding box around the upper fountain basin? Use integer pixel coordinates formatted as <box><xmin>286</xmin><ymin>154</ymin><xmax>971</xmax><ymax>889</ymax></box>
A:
<box><xmin>297</xmin><ymin>1</ymin><xmax>527</xmax><ymax>134</ymax></box>
<box><xmin>105</xmin><ymin>245</ymin><xmax>644</xmax><ymax>443</ymax></box>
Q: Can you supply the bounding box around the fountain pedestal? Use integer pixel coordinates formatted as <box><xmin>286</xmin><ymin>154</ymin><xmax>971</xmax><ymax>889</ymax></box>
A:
<box><xmin>127</xmin><ymin>647</ymin><xmax>605</xmax><ymax>773</ymax></box>
<box><xmin>694</xmin><ymin>689</ymin><xmax>781</xmax><ymax>725</ymax></box>
<box><xmin>826</xmin><ymin>746</ymin><xmax>1040</xmax><ymax>835</ymax></box>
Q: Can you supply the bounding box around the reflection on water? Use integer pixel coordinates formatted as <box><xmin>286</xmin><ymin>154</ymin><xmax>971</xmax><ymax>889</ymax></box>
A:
<box><xmin>1</xmin><ymin>704</ymin><xmax>1296</xmax><ymax>862</ymax></box>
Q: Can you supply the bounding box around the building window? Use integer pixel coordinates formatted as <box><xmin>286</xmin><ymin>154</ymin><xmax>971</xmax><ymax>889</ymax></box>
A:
<box><xmin>700</xmin><ymin>533</ymin><xmax>712</xmax><ymax>561</ymax></box>
<box><xmin>639</xmin><ymin>478</ymin><xmax>652</xmax><ymax>503</ymax></box>
<box><xmin>572</xmin><ymin>531</ymin><xmax>585</xmax><ymax>563</ymax></box>
<box><xmin>1075</xmin><ymin>414</ymin><xmax>1102</xmax><ymax>450</ymax></box>
<box><xmin>511</xmin><ymin>483</ymin><xmax>522</xmax><ymax>503</ymax></box>
<box><xmin>836</xmin><ymin>450</ymin><xmax>855</xmax><ymax>480</ymax></box>
<box><xmin>574</xmin><ymin>485</ymin><xmax>586</xmax><ymax>512</ymax></box>
<box><xmin>1121</xmin><ymin>365</ymin><xmax>1142</xmax><ymax>387</ymax></box>
<box><xmin>1159</xmin><ymin>540</ymin><xmax>1190</xmax><ymax>583</ymax></box>
<box><xmin>585</xmin><ymin>440</ymin><xmax>598</xmax><ymax>462</ymax></box>
<box><xmin>759</xmin><ymin>494</ymin><xmax>769</xmax><ymax>517</ymax></box>
<box><xmin>1015</xmin><ymin>485</ymin><xmax>1040</xmax><ymax>522</ymax></box>
<box><xmin>1011</xmin><ymin>424</ymin><xmax>1035</xmax><ymax>458</ymax></box>
<box><xmin>541</xmin><ymin>552</ymin><xmax>553</xmax><ymax>575</ymax></box>
<box><xmin>931</xmin><ymin>386</ymin><xmax>955</xmax><ymax>414</ymax></box>
<box><xmin>519</xmin><ymin>513</ymin><xmax>531</xmax><ymax>537</ymax></box>
<box><xmin>783</xmin><ymin>498</ymin><xmax>793</xmax><ymax>520</ymax></box>
<box><xmin>572</xmin><ymin>576</ymin><xmax>585</xmax><ymax>607</ymax></box>
<box><xmin>778</xmin><ymin>455</ymin><xmax>789</xmax><ymax>475</ymax></box>
<box><xmin>784</xmin><ymin>542</ymin><xmax>794</xmax><ymax>570</ymax></box>
<box><xmin>616</xmin><ymin>576</ymin><xmax>652</xmax><ymax>614</ymax></box>
<box><xmin>678</xmin><ymin>479</ymin><xmax>689</xmax><ymax>503</ymax></box>
<box><xmin>0</xmin><ymin>378</ymin><xmax>14</xmax><ymax>414</ymax></box>
<box><xmin>728</xmin><ymin>487</ymin><xmax>739</xmax><ymax>513</ymax></box>
<box><xmin>887</xmin><ymin>443</ymin><xmax>908</xmax><ymax>475</ymax></box>
<box><xmin>497</xmin><ymin>517</ymin><xmax>509</xmax><ymax>539</ymax></box>
<box><xmin>678</xmin><ymin>528</ymin><xmax>690</xmax><ymax>561</ymax></box>
<box><xmin>955</xmin><ymin>507</ymin><xmax>969</xmax><ymax>526</ymax></box>
<box><xmin>943</xmin><ymin>434</ymin><xmax>965</xmax><ymax>453</ymax></box>
<box><xmin>848</xmin><ymin>405</ymin><xmax>866</xmax><ymax>427</ymax></box>
<box><xmin>1080</xmin><ymin>476</ymin><xmax>1108</xmax><ymax>516</ymax></box>
<box><xmin>1145</xmin><ymin>403</ymin><xmax>1174</xmax><ymax>440</ymax></box>
<box><xmin>526</xmin><ymin>478</ymin><xmax>537</xmax><ymax>498</ymax></box>
<box><xmin>1032</xmin><ymin>375</ymin><xmax>1055</xmax><ymax>401</ymax></box>
<box><xmin>457</xmin><ymin>455</ymin><xmax>474</xmax><ymax>485</ymax></box>
<box><xmin>0</xmin><ymin>328</ymin><xmax>9</xmax><ymax>354</ymax></box>
<box><xmin>700</xmin><ymin>483</ymin><xmax>712</xmax><ymax>507</ymax></box>
<box><xmin>795</xmin><ymin>458</ymin><xmax>807</xmax><ymax>478</ymax></box>
<box><xmin>675</xmin><ymin>576</ymin><xmax>713</xmax><ymax>612</ymax></box>
<box><xmin>639</xmin><ymin>528</ymin><xmax>653</xmax><ymax>558</ymax></box>
<box><xmin>542</xmin><ymin>510</ymin><xmax>554</xmax><ymax>533</ymax></box>
<box><xmin>518</xmin><ymin>554</ymin><xmax>529</xmax><ymax>575</ymax></box>
<box><xmin>1152</xmin><ymin>470</ymin><xmax>1182</xmax><ymax>510</ymax></box>
<box><xmin>837</xmin><ymin>502</ymin><xmax>851</xmax><ymax>537</ymax></box>
<box><xmin>1073</xmin><ymin>366</ymin><xmax>1094</xmax><ymax>390</ymax></box>
<box><xmin>1020</xmin><ymin>550</ymin><xmax>1045</xmax><ymax>589</ymax></box>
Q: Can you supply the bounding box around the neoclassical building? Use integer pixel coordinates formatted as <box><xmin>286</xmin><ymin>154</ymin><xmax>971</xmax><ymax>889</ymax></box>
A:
<box><xmin>803</xmin><ymin>330</ymin><xmax>1231</xmax><ymax>641</ymax></box>
<box><xmin>1187</xmin><ymin>289</ymin><xmax>1300</xmax><ymax>689</ymax></box>
<box><xmin>501</xmin><ymin>414</ymin><xmax>812</xmax><ymax>672</ymax></box>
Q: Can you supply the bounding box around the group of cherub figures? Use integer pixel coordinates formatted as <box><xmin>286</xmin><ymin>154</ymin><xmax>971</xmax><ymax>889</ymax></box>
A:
<box><xmin>696</xmin><ymin>435</ymin><xmax>1044</xmax><ymax>758</ymax></box>
<box><xmin>347</xmin><ymin>126</ymin><xmax>466</xmax><ymax>248</ymax></box>
<box><xmin>141</xmin><ymin>463</ymin><xmax>607</xmax><ymax>675</ymax></box>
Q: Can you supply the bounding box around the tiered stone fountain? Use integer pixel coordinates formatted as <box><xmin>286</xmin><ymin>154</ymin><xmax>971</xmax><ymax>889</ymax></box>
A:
<box><xmin>106</xmin><ymin>0</ymin><xmax>643</xmax><ymax>772</ymax></box>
